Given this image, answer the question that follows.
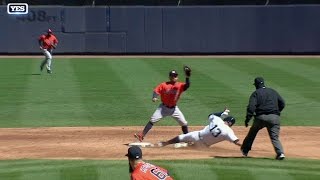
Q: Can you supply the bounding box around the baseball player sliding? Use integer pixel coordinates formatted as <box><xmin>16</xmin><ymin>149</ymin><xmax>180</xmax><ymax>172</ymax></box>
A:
<box><xmin>38</xmin><ymin>29</ymin><xmax>58</xmax><ymax>74</ymax></box>
<box><xmin>134</xmin><ymin>66</ymin><xmax>192</xmax><ymax>142</ymax></box>
<box><xmin>158</xmin><ymin>108</ymin><xmax>242</xmax><ymax>148</ymax></box>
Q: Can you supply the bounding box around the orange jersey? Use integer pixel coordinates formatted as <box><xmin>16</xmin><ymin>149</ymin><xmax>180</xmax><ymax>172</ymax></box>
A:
<box><xmin>131</xmin><ymin>162</ymin><xmax>173</xmax><ymax>180</ymax></box>
<box><xmin>39</xmin><ymin>34</ymin><xmax>58</xmax><ymax>50</ymax></box>
<box><xmin>154</xmin><ymin>82</ymin><xmax>186</xmax><ymax>107</ymax></box>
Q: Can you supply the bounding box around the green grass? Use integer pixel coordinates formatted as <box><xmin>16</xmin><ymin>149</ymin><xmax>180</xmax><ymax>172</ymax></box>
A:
<box><xmin>0</xmin><ymin>57</ymin><xmax>319</xmax><ymax>127</ymax></box>
<box><xmin>0</xmin><ymin>158</ymin><xmax>319</xmax><ymax>180</ymax></box>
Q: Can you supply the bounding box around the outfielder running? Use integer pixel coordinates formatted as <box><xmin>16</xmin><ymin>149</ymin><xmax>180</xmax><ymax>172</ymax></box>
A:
<box><xmin>158</xmin><ymin>108</ymin><xmax>242</xmax><ymax>148</ymax></box>
<box><xmin>134</xmin><ymin>66</ymin><xmax>192</xmax><ymax>142</ymax></box>
<box><xmin>38</xmin><ymin>29</ymin><xmax>58</xmax><ymax>74</ymax></box>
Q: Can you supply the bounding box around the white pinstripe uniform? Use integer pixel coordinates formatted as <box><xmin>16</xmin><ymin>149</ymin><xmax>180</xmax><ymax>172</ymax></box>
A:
<box><xmin>177</xmin><ymin>114</ymin><xmax>238</xmax><ymax>147</ymax></box>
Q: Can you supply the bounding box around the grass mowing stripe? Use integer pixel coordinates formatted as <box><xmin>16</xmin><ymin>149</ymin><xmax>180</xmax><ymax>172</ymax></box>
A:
<box><xmin>160</xmin><ymin>162</ymin><xmax>217</xmax><ymax>180</ymax></box>
<box><xmin>107</xmin><ymin>59</ymin><xmax>157</xmax><ymax>114</ymax></box>
<box><xmin>16</xmin><ymin>58</ymin><xmax>91</xmax><ymax>127</ymax></box>
<box><xmin>258</xmin><ymin>59</ymin><xmax>320</xmax><ymax>83</ymax></box>
<box><xmin>0</xmin><ymin>160</ymin><xmax>118</xmax><ymax>173</ymax></box>
<box><xmin>214</xmin><ymin>168</ymin><xmax>254</xmax><ymax>180</ymax></box>
<box><xmin>249</xmin><ymin>169</ymin><xmax>294</xmax><ymax>180</ymax></box>
<box><xmin>20</xmin><ymin>171</ymin><xmax>59</xmax><ymax>180</ymax></box>
<box><xmin>0</xmin><ymin>59</ymin><xmax>34</xmax><ymax>127</ymax></box>
<box><xmin>71</xmin><ymin>58</ymin><xmax>151</xmax><ymax>125</ymax></box>
<box><xmin>297</xmin><ymin>58</ymin><xmax>320</xmax><ymax>67</ymax></box>
<box><xmin>254</xmin><ymin>59</ymin><xmax>320</xmax><ymax>100</ymax></box>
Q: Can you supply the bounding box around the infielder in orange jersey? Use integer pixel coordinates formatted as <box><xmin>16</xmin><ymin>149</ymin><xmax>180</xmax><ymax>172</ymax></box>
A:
<box><xmin>126</xmin><ymin>146</ymin><xmax>174</xmax><ymax>180</ymax></box>
<box><xmin>38</xmin><ymin>29</ymin><xmax>58</xmax><ymax>74</ymax></box>
<box><xmin>134</xmin><ymin>68</ymin><xmax>191</xmax><ymax>142</ymax></box>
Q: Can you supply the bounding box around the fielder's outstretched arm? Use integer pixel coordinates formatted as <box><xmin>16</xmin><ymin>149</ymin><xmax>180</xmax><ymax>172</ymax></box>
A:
<box><xmin>184</xmin><ymin>77</ymin><xmax>190</xmax><ymax>90</ymax></box>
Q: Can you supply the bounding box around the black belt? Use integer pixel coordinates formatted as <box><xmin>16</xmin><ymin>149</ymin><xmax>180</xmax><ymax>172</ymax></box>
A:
<box><xmin>163</xmin><ymin>104</ymin><xmax>176</xmax><ymax>109</ymax></box>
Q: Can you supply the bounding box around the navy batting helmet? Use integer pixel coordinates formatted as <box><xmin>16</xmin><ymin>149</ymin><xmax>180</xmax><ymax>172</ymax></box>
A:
<box><xmin>224</xmin><ymin>116</ymin><xmax>236</xmax><ymax>126</ymax></box>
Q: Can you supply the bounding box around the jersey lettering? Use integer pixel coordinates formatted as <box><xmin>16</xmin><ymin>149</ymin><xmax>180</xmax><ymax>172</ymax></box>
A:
<box><xmin>209</xmin><ymin>124</ymin><xmax>222</xmax><ymax>137</ymax></box>
<box><xmin>150</xmin><ymin>168</ymin><xmax>168</xmax><ymax>180</ymax></box>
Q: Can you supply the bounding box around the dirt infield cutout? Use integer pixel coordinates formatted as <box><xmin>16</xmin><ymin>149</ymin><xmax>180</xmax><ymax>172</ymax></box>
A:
<box><xmin>0</xmin><ymin>126</ymin><xmax>319</xmax><ymax>160</ymax></box>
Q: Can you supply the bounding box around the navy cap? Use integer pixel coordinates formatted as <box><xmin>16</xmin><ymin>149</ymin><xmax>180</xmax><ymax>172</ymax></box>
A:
<box><xmin>125</xmin><ymin>146</ymin><xmax>142</xmax><ymax>159</ymax></box>
<box><xmin>253</xmin><ymin>77</ymin><xmax>264</xmax><ymax>85</ymax></box>
<box><xmin>169</xmin><ymin>70</ymin><xmax>178</xmax><ymax>77</ymax></box>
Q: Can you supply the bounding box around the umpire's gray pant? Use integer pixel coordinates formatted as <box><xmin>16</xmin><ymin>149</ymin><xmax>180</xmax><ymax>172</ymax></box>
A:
<box><xmin>242</xmin><ymin>114</ymin><xmax>284</xmax><ymax>155</ymax></box>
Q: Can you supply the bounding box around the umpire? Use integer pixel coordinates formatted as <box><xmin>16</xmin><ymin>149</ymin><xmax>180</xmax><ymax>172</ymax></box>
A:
<box><xmin>241</xmin><ymin>77</ymin><xmax>286</xmax><ymax>160</ymax></box>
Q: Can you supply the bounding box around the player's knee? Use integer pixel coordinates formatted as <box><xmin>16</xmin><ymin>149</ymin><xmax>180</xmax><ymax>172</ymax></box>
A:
<box><xmin>179</xmin><ymin>133</ymin><xmax>196</xmax><ymax>142</ymax></box>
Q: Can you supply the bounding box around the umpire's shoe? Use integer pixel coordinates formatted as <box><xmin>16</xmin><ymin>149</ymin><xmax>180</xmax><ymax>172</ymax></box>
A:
<box><xmin>276</xmin><ymin>153</ymin><xmax>285</xmax><ymax>160</ymax></box>
<box><xmin>241</xmin><ymin>148</ymin><xmax>248</xmax><ymax>157</ymax></box>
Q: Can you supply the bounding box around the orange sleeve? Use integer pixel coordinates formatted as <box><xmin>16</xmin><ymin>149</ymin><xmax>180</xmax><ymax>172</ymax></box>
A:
<box><xmin>53</xmin><ymin>36</ymin><xmax>58</xmax><ymax>44</ymax></box>
<box><xmin>154</xmin><ymin>83</ymin><xmax>162</xmax><ymax>95</ymax></box>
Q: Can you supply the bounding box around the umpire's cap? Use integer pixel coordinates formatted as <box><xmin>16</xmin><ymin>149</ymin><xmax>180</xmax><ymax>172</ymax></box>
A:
<box><xmin>253</xmin><ymin>77</ymin><xmax>264</xmax><ymax>85</ymax></box>
<box><xmin>169</xmin><ymin>70</ymin><xmax>178</xmax><ymax>77</ymax></box>
<box><xmin>126</xmin><ymin>146</ymin><xmax>142</xmax><ymax>159</ymax></box>
<box><xmin>224</xmin><ymin>116</ymin><xmax>236</xmax><ymax>126</ymax></box>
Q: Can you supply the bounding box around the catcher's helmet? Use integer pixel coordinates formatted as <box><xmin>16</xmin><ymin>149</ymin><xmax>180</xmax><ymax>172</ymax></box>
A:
<box><xmin>224</xmin><ymin>116</ymin><xmax>236</xmax><ymax>126</ymax></box>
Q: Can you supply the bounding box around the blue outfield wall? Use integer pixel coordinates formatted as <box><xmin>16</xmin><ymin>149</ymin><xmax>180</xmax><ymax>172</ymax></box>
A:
<box><xmin>1</xmin><ymin>5</ymin><xmax>320</xmax><ymax>54</ymax></box>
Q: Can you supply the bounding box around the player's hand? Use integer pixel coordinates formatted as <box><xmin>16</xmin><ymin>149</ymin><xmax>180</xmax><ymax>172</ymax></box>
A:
<box><xmin>223</xmin><ymin>107</ymin><xmax>230</xmax><ymax>114</ymax></box>
<box><xmin>152</xmin><ymin>98</ymin><xmax>158</xmax><ymax>102</ymax></box>
<box><xmin>234</xmin><ymin>139</ymin><xmax>242</xmax><ymax>146</ymax></box>
<box><xmin>221</xmin><ymin>107</ymin><xmax>230</xmax><ymax>116</ymax></box>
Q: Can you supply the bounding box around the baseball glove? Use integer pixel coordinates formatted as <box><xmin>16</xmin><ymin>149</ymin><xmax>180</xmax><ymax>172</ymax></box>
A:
<box><xmin>183</xmin><ymin>65</ymin><xmax>191</xmax><ymax>77</ymax></box>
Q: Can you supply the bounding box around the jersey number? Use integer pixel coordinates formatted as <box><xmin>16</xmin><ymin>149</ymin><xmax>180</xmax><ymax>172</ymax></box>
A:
<box><xmin>209</xmin><ymin>125</ymin><xmax>221</xmax><ymax>137</ymax></box>
<box><xmin>151</xmin><ymin>168</ymin><xmax>168</xmax><ymax>180</ymax></box>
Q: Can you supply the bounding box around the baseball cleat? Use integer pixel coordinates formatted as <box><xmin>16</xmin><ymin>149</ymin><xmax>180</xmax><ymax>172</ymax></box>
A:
<box><xmin>134</xmin><ymin>133</ymin><xmax>144</xmax><ymax>142</ymax></box>
<box><xmin>276</xmin><ymin>153</ymin><xmax>285</xmax><ymax>160</ymax></box>
<box><xmin>47</xmin><ymin>69</ymin><xmax>52</xmax><ymax>74</ymax></box>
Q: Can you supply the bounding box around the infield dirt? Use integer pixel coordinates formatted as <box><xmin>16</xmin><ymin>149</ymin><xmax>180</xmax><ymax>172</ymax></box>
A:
<box><xmin>0</xmin><ymin>126</ymin><xmax>319</xmax><ymax>160</ymax></box>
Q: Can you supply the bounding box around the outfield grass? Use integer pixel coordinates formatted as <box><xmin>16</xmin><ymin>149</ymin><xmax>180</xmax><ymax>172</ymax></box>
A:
<box><xmin>0</xmin><ymin>57</ymin><xmax>319</xmax><ymax>127</ymax></box>
<box><xmin>0</xmin><ymin>158</ymin><xmax>319</xmax><ymax>180</ymax></box>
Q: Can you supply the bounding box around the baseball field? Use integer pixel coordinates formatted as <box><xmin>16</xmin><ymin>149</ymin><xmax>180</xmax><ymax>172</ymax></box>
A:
<box><xmin>0</xmin><ymin>56</ymin><xmax>319</xmax><ymax>179</ymax></box>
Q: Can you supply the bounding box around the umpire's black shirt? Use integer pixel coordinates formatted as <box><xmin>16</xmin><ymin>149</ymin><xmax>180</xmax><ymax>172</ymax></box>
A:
<box><xmin>246</xmin><ymin>85</ymin><xmax>285</xmax><ymax>121</ymax></box>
